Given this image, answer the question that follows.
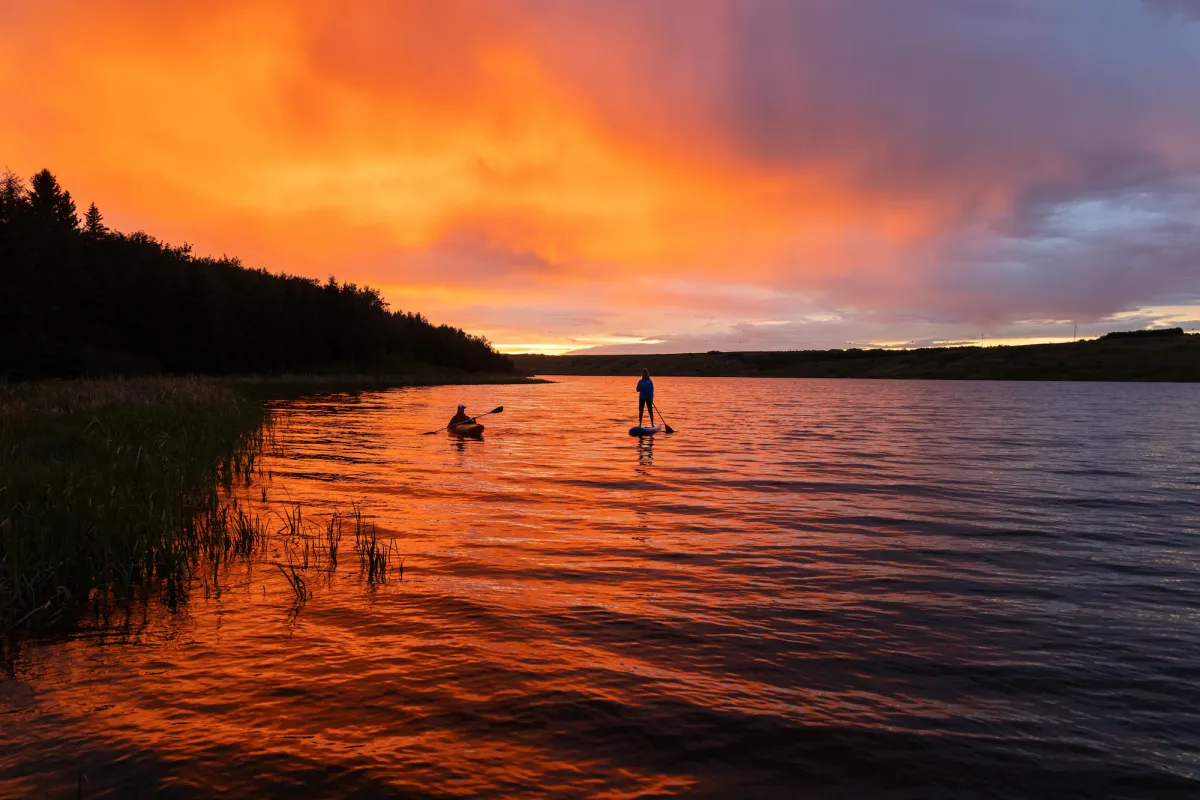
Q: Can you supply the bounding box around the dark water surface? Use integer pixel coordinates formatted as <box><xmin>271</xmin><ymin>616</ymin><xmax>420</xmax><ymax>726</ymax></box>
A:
<box><xmin>4</xmin><ymin>377</ymin><xmax>1200</xmax><ymax>798</ymax></box>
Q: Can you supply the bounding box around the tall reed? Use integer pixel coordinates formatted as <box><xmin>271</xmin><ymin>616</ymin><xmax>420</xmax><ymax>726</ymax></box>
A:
<box><xmin>352</xmin><ymin>503</ymin><xmax>395</xmax><ymax>584</ymax></box>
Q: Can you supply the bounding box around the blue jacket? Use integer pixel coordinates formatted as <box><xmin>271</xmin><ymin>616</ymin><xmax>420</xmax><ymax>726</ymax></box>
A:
<box><xmin>636</xmin><ymin>378</ymin><xmax>654</xmax><ymax>400</ymax></box>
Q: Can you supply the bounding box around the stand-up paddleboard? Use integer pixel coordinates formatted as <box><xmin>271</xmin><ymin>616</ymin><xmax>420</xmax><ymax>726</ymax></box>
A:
<box><xmin>629</xmin><ymin>424</ymin><xmax>663</xmax><ymax>436</ymax></box>
<box><xmin>450</xmin><ymin>422</ymin><xmax>484</xmax><ymax>438</ymax></box>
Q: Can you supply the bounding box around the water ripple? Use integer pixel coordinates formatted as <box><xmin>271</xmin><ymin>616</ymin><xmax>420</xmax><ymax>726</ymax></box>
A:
<box><xmin>4</xmin><ymin>377</ymin><xmax>1200</xmax><ymax>798</ymax></box>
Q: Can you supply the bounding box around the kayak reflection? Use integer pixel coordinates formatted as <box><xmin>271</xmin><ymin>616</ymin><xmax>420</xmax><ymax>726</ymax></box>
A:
<box><xmin>448</xmin><ymin>435</ymin><xmax>483</xmax><ymax>454</ymax></box>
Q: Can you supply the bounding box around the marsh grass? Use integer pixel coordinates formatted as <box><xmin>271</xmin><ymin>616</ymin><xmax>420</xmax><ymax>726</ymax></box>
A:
<box><xmin>0</xmin><ymin>377</ymin><xmax>414</xmax><ymax>634</ymax></box>
<box><xmin>274</xmin><ymin>560</ymin><xmax>310</xmax><ymax>602</ymax></box>
<box><xmin>0</xmin><ymin>378</ymin><xmax>269</xmax><ymax>632</ymax></box>
<box><xmin>324</xmin><ymin>511</ymin><xmax>342</xmax><ymax>570</ymax></box>
<box><xmin>352</xmin><ymin>503</ymin><xmax>396</xmax><ymax>584</ymax></box>
<box><xmin>265</xmin><ymin>503</ymin><xmax>398</xmax><ymax>604</ymax></box>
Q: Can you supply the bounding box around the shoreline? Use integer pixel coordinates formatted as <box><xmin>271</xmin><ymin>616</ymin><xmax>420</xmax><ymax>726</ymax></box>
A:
<box><xmin>224</xmin><ymin>371</ymin><xmax>545</xmax><ymax>401</ymax></box>
<box><xmin>511</xmin><ymin>332</ymin><xmax>1200</xmax><ymax>382</ymax></box>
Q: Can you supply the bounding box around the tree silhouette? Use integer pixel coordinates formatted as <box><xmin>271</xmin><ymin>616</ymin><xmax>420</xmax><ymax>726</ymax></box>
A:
<box><xmin>0</xmin><ymin>170</ymin><xmax>25</xmax><ymax>227</ymax></box>
<box><xmin>28</xmin><ymin>169</ymin><xmax>78</xmax><ymax>230</ymax></box>
<box><xmin>84</xmin><ymin>203</ymin><xmax>106</xmax><ymax>236</ymax></box>
<box><xmin>0</xmin><ymin>168</ymin><xmax>515</xmax><ymax>379</ymax></box>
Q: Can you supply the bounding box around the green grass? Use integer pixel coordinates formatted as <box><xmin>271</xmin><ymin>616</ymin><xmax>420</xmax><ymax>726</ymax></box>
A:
<box><xmin>0</xmin><ymin>378</ymin><xmax>269</xmax><ymax>632</ymax></box>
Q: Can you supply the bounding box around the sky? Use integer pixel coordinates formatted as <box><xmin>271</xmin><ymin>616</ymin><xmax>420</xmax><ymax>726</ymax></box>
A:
<box><xmin>2</xmin><ymin>0</ymin><xmax>1200</xmax><ymax>354</ymax></box>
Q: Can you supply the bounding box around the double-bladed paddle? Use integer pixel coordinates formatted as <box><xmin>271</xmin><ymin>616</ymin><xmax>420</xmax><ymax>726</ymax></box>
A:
<box><xmin>421</xmin><ymin>406</ymin><xmax>504</xmax><ymax>435</ymax></box>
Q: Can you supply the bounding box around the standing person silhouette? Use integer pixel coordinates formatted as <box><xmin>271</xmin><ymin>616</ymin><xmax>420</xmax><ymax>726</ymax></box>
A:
<box><xmin>636</xmin><ymin>369</ymin><xmax>655</xmax><ymax>428</ymax></box>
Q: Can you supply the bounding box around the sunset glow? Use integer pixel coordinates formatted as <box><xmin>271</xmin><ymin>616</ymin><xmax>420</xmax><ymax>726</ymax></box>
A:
<box><xmin>3</xmin><ymin>0</ymin><xmax>1200</xmax><ymax>352</ymax></box>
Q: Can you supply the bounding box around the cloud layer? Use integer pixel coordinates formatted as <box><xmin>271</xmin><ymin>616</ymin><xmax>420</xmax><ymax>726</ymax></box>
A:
<box><xmin>2</xmin><ymin>0</ymin><xmax>1199</xmax><ymax>351</ymax></box>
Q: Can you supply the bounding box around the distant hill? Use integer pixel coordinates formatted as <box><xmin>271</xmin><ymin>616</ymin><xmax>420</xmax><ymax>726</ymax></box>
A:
<box><xmin>513</xmin><ymin>330</ymin><xmax>1200</xmax><ymax>381</ymax></box>
<box><xmin>0</xmin><ymin>168</ymin><xmax>515</xmax><ymax>379</ymax></box>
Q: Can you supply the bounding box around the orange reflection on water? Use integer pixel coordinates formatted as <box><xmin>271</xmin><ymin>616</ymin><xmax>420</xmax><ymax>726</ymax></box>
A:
<box><xmin>5</xmin><ymin>377</ymin><xmax>1200</xmax><ymax>796</ymax></box>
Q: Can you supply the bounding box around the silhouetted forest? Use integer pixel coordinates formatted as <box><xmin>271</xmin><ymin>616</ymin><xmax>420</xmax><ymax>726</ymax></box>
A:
<box><xmin>0</xmin><ymin>169</ymin><xmax>514</xmax><ymax>379</ymax></box>
<box><xmin>514</xmin><ymin>329</ymin><xmax>1200</xmax><ymax>381</ymax></box>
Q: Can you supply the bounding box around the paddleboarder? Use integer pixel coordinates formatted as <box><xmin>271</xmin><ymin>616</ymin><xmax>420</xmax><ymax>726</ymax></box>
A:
<box><xmin>636</xmin><ymin>369</ymin><xmax>656</xmax><ymax>428</ymax></box>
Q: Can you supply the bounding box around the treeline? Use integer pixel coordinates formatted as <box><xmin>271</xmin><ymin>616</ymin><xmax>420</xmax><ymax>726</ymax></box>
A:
<box><xmin>513</xmin><ymin>331</ymin><xmax>1200</xmax><ymax>381</ymax></box>
<box><xmin>1101</xmin><ymin>328</ymin><xmax>1184</xmax><ymax>340</ymax></box>
<box><xmin>0</xmin><ymin>169</ymin><xmax>514</xmax><ymax>379</ymax></box>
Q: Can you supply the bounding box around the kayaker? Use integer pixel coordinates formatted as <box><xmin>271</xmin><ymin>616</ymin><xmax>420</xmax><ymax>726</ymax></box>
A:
<box><xmin>448</xmin><ymin>404</ymin><xmax>472</xmax><ymax>429</ymax></box>
<box><xmin>636</xmin><ymin>369</ymin><xmax>655</xmax><ymax>427</ymax></box>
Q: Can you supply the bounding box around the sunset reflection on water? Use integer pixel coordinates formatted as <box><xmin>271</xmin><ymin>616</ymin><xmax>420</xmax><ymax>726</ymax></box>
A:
<box><xmin>4</xmin><ymin>377</ymin><xmax>1200</xmax><ymax>798</ymax></box>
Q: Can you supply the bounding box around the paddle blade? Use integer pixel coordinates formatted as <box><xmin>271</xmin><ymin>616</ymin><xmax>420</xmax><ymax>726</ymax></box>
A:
<box><xmin>663</xmin><ymin>424</ymin><xmax>676</xmax><ymax>434</ymax></box>
<box><xmin>490</xmin><ymin>406</ymin><xmax>504</xmax><ymax>414</ymax></box>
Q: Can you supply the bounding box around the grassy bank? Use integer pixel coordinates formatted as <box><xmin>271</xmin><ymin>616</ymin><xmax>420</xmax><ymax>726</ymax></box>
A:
<box><xmin>0</xmin><ymin>371</ymin><xmax>536</xmax><ymax>633</ymax></box>
<box><xmin>512</xmin><ymin>330</ymin><xmax>1200</xmax><ymax>382</ymax></box>
<box><xmin>227</xmin><ymin>369</ymin><xmax>544</xmax><ymax>401</ymax></box>
<box><xmin>0</xmin><ymin>378</ymin><xmax>270</xmax><ymax>632</ymax></box>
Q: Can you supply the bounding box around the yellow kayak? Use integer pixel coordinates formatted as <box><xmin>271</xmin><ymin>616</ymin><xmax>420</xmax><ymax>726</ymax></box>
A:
<box><xmin>449</xmin><ymin>422</ymin><xmax>484</xmax><ymax>438</ymax></box>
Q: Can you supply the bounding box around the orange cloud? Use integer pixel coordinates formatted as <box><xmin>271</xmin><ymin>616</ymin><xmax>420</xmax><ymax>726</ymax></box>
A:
<box><xmin>3</xmin><ymin>0</ymin><xmax>1200</xmax><ymax>352</ymax></box>
<box><xmin>0</xmin><ymin>1</ymin><xmax>947</xmax><ymax>267</ymax></box>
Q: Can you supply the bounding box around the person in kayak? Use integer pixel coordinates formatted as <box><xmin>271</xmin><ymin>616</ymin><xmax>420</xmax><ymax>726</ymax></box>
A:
<box><xmin>636</xmin><ymin>369</ymin><xmax>656</xmax><ymax>428</ymax></box>
<box><xmin>448</xmin><ymin>404</ymin><xmax>472</xmax><ymax>429</ymax></box>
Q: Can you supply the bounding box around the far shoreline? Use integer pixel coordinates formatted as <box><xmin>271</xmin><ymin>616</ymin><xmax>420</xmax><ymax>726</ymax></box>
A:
<box><xmin>511</xmin><ymin>330</ymin><xmax>1200</xmax><ymax>383</ymax></box>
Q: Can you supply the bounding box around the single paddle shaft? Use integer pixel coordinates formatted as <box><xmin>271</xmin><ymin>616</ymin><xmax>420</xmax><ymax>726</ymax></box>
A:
<box><xmin>653</xmin><ymin>403</ymin><xmax>675</xmax><ymax>434</ymax></box>
<box><xmin>422</xmin><ymin>406</ymin><xmax>504</xmax><ymax>435</ymax></box>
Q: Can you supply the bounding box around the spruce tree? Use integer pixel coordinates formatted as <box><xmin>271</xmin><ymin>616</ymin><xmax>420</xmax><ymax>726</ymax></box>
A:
<box><xmin>0</xmin><ymin>170</ymin><xmax>26</xmax><ymax>227</ymax></box>
<box><xmin>28</xmin><ymin>169</ymin><xmax>79</xmax><ymax>230</ymax></box>
<box><xmin>84</xmin><ymin>202</ymin><xmax>106</xmax><ymax>236</ymax></box>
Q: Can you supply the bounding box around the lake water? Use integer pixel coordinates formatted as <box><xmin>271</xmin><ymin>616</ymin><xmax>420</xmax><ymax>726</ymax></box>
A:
<box><xmin>3</xmin><ymin>377</ymin><xmax>1200</xmax><ymax>798</ymax></box>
